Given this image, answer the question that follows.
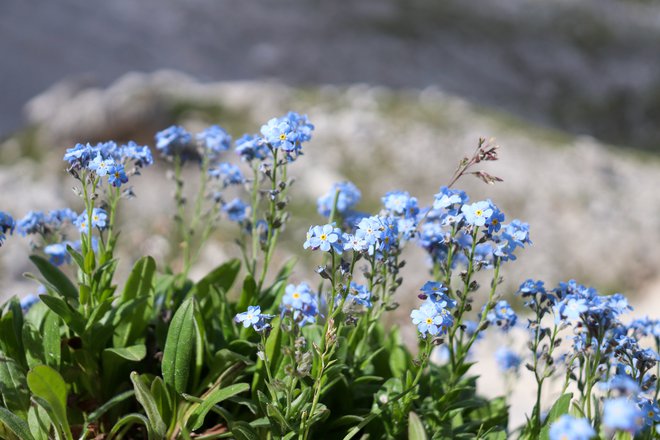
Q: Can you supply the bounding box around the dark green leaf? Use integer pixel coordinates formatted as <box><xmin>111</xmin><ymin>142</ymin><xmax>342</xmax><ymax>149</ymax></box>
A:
<box><xmin>188</xmin><ymin>383</ymin><xmax>250</xmax><ymax>431</ymax></box>
<box><xmin>229</xmin><ymin>420</ymin><xmax>259</xmax><ymax>440</ymax></box>
<box><xmin>87</xmin><ymin>390</ymin><xmax>135</xmax><ymax>422</ymax></box>
<box><xmin>162</xmin><ymin>297</ymin><xmax>196</xmax><ymax>394</ymax></box>
<box><xmin>28</xmin><ymin>256</ymin><xmax>78</xmax><ymax>303</ymax></box>
<box><xmin>0</xmin><ymin>352</ymin><xmax>29</xmax><ymax>416</ymax></box>
<box><xmin>0</xmin><ymin>406</ymin><xmax>35</xmax><ymax>440</ymax></box>
<box><xmin>236</xmin><ymin>276</ymin><xmax>257</xmax><ymax>312</ymax></box>
<box><xmin>130</xmin><ymin>372</ymin><xmax>167</xmax><ymax>438</ymax></box>
<box><xmin>37</xmin><ymin>295</ymin><xmax>85</xmax><ymax>335</ymax></box>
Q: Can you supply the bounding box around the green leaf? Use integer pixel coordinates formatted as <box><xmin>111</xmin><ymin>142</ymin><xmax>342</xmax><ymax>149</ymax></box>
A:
<box><xmin>22</xmin><ymin>324</ymin><xmax>45</xmax><ymax>370</ymax></box>
<box><xmin>236</xmin><ymin>276</ymin><xmax>257</xmax><ymax>312</ymax></box>
<box><xmin>162</xmin><ymin>297</ymin><xmax>196</xmax><ymax>394</ymax></box>
<box><xmin>41</xmin><ymin>312</ymin><xmax>60</xmax><ymax>369</ymax></box>
<box><xmin>108</xmin><ymin>413</ymin><xmax>152</xmax><ymax>439</ymax></box>
<box><xmin>408</xmin><ymin>411</ymin><xmax>427</xmax><ymax>440</ymax></box>
<box><xmin>28</xmin><ymin>256</ymin><xmax>78</xmax><ymax>302</ymax></box>
<box><xmin>121</xmin><ymin>256</ymin><xmax>156</xmax><ymax>302</ymax></box>
<box><xmin>188</xmin><ymin>383</ymin><xmax>250</xmax><ymax>431</ymax></box>
<box><xmin>230</xmin><ymin>420</ymin><xmax>259</xmax><ymax>440</ymax></box>
<box><xmin>26</xmin><ymin>365</ymin><xmax>70</xmax><ymax>438</ymax></box>
<box><xmin>193</xmin><ymin>259</ymin><xmax>241</xmax><ymax>299</ymax></box>
<box><xmin>37</xmin><ymin>295</ymin><xmax>85</xmax><ymax>335</ymax></box>
<box><xmin>104</xmin><ymin>345</ymin><xmax>147</xmax><ymax>362</ymax></box>
<box><xmin>0</xmin><ymin>406</ymin><xmax>35</xmax><ymax>440</ymax></box>
<box><xmin>0</xmin><ymin>352</ymin><xmax>30</xmax><ymax>416</ymax></box>
<box><xmin>27</xmin><ymin>405</ymin><xmax>50</xmax><ymax>440</ymax></box>
<box><xmin>87</xmin><ymin>390</ymin><xmax>135</xmax><ymax>423</ymax></box>
<box><xmin>65</xmin><ymin>245</ymin><xmax>84</xmax><ymax>271</ymax></box>
<box><xmin>150</xmin><ymin>377</ymin><xmax>173</xmax><ymax>427</ymax></box>
<box><xmin>0</xmin><ymin>300</ymin><xmax>26</xmax><ymax>368</ymax></box>
<box><xmin>539</xmin><ymin>393</ymin><xmax>573</xmax><ymax>440</ymax></box>
<box><xmin>130</xmin><ymin>372</ymin><xmax>167</xmax><ymax>438</ymax></box>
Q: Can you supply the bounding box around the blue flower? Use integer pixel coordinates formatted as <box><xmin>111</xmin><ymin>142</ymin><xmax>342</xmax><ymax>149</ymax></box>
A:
<box><xmin>631</xmin><ymin>318</ymin><xmax>660</xmax><ymax>339</ymax></box>
<box><xmin>281</xmin><ymin>283</ymin><xmax>319</xmax><ymax>327</ymax></box>
<box><xmin>88</xmin><ymin>154</ymin><xmax>115</xmax><ymax>177</ymax></box>
<box><xmin>411</xmin><ymin>301</ymin><xmax>453</xmax><ymax>337</ymax></box>
<box><xmin>235</xmin><ymin>134</ymin><xmax>270</xmax><ymax>161</ymax></box>
<box><xmin>502</xmin><ymin>220</ymin><xmax>532</xmax><ymax>248</ymax></box>
<box><xmin>486</xmin><ymin>300</ymin><xmax>517</xmax><ymax>332</ymax></box>
<box><xmin>554</xmin><ymin>298</ymin><xmax>589</xmax><ymax>321</ymax></box>
<box><xmin>234</xmin><ymin>305</ymin><xmax>274</xmax><ymax>333</ymax></box>
<box><xmin>461</xmin><ymin>201</ymin><xmax>493</xmax><ymax>227</ymax></box>
<box><xmin>495</xmin><ymin>347</ymin><xmax>521</xmax><ymax>373</ymax></box>
<box><xmin>44</xmin><ymin>242</ymin><xmax>71</xmax><ymax>266</ymax></box>
<box><xmin>485</xmin><ymin>202</ymin><xmax>505</xmax><ymax>234</ymax></box>
<box><xmin>47</xmin><ymin>209</ymin><xmax>77</xmax><ymax>226</ymax></box>
<box><xmin>108</xmin><ymin>163</ymin><xmax>129</xmax><ymax>187</ymax></box>
<box><xmin>197</xmin><ymin>125</ymin><xmax>231</xmax><ymax>159</ymax></box>
<box><xmin>603</xmin><ymin>397</ymin><xmax>644</xmax><ymax>433</ymax></box>
<box><xmin>285</xmin><ymin>112</ymin><xmax>314</xmax><ymax>142</ymax></box>
<box><xmin>433</xmin><ymin>187</ymin><xmax>468</xmax><ymax>212</ymax></box>
<box><xmin>260</xmin><ymin>112</ymin><xmax>314</xmax><ymax>155</ymax></box>
<box><xmin>303</xmin><ymin>224</ymin><xmax>343</xmax><ymax>253</ymax></box>
<box><xmin>20</xmin><ymin>293</ymin><xmax>40</xmax><ymax>313</ymax></box>
<box><xmin>121</xmin><ymin>141</ymin><xmax>153</xmax><ymax>168</ymax></box>
<box><xmin>222</xmin><ymin>198</ymin><xmax>248</xmax><ymax>222</ymax></box>
<box><xmin>261</xmin><ymin>117</ymin><xmax>297</xmax><ymax>152</ymax></box>
<box><xmin>155</xmin><ymin>125</ymin><xmax>195</xmax><ymax>161</ymax></box>
<box><xmin>208</xmin><ymin>162</ymin><xmax>244</xmax><ymax>187</ymax></box>
<box><xmin>342</xmin><ymin>282</ymin><xmax>372</xmax><ymax>308</ymax></box>
<box><xmin>0</xmin><ymin>211</ymin><xmax>15</xmax><ymax>246</ymax></box>
<box><xmin>382</xmin><ymin>191</ymin><xmax>419</xmax><ymax>218</ymax></box>
<box><xmin>420</xmin><ymin>282</ymin><xmax>456</xmax><ymax>308</ymax></box>
<box><xmin>549</xmin><ymin>415</ymin><xmax>595</xmax><ymax>440</ymax></box>
<box><xmin>64</xmin><ymin>143</ymin><xmax>95</xmax><ymax>169</ymax></box>
<box><xmin>342</xmin><ymin>233</ymin><xmax>368</xmax><ymax>253</ymax></box>
<box><xmin>638</xmin><ymin>398</ymin><xmax>660</xmax><ymax>427</ymax></box>
<box><xmin>600</xmin><ymin>374</ymin><xmax>640</xmax><ymax>396</ymax></box>
<box><xmin>282</xmin><ymin>282</ymin><xmax>315</xmax><ymax>310</ymax></box>
<box><xmin>317</xmin><ymin>182</ymin><xmax>361</xmax><ymax>217</ymax></box>
<box><xmin>517</xmin><ymin>279</ymin><xmax>550</xmax><ymax>301</ymax></box>
<box><xmin>16</xmin><ymin>211</ymin><xmax>47</xmax><ymax>235</ymax></box>
<box><xmin>75</xmin><ymin>208</ymin><xmax>108</xmax><ymax>233</ymax></box>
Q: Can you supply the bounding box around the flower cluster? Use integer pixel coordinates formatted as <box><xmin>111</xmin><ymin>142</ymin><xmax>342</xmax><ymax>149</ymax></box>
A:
<box><xmin>64</xmin><ymin>140</ymin><xmax>152</xmax><ymax>188</ymax></box>
<box><xmin>235</xmin><ymin>305</ymin><xmax>274</xmax><ymax>333</ymax></box>
<box><xmin>411</xmin><ymin>282</ymin><xmax>455</xmax><ymax>337</ymax></box>
<box><xmin>0</xmin><ymin>211</ymin><xmax>15</xmax><ymax>246</ymax></box>
<box><xmin>280</xmin><ymin>282</ymin><xmax>321</xmax><ymax>327</ymax></box>
<box><xmin>419</xmin><ymin>186</ymin><xmax>531</xmax><ymax>269</ymax></box>
<box><xmin>260</xmin><ymin>112</ymin><xmax>314</xmax><ymax>159</ymax></box>
<box><xmin>317</xmin><ymin>181</ymin><xmax>361</xmax><ymax>218</ymax></box>
<box><xmin>485</xmin><ymin>300</ymin><xmax>517</xmax><ymax>332</ymax></box>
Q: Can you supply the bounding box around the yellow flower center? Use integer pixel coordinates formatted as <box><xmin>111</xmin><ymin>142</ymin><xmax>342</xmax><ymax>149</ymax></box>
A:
<box><xmin>475</xmin><ymin>209</ymin><xmax>483</xmax><ymax>216</ymax></box>
<box><xmin>500</xmin><ymin>308</ymin><xmax>507</xmax><ymax>314</ymax></box>
<box><xmin>292</xmin><ymin>292</ymin><xmax>300</xmax><ymax>299</ymax></box>
<box><xmin>279</xmin><ymin>133</ymin><xmax>287</xmax><ymax>141</ymax></box>
<box><xmin>492</xmin><ymin>219</ymin><xmax>499</xmax><ymax>224</ymax></box>
<box><xmin>425</xmin><ymin>318</ymin><xmax>433</xmax><ymax>324</ymax></box>
<box><xmin>320</xmin><ymin>234</ymin><xmax>327</xmax><ymax>240</ymax></box>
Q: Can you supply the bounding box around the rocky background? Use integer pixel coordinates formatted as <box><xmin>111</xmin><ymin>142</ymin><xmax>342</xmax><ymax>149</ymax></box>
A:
<box><xmin>1</xmin><ymin>0</ymin><xmax>660</xmax><ymax>426</ymax></box>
